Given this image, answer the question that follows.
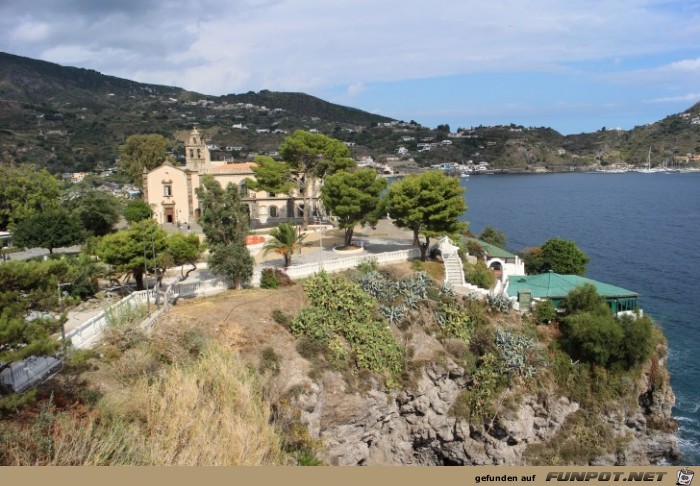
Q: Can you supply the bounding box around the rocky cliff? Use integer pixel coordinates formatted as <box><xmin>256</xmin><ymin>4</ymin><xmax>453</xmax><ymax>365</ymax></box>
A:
<box><xmin>281</xmin><ymin>335</ymin><xmax>679</xmax><ymax>466</ymax></box>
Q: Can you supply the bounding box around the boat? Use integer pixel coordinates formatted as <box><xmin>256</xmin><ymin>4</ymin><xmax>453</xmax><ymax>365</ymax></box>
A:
<box><xmin>636</xmin><ymin>147</ymin><xmax>661</xmax><ymax>173</ymax></box>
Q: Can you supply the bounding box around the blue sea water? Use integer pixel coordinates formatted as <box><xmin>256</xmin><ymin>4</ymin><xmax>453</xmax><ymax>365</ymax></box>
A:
<box><xmin>459</xmin><ymin>172</ymin><xmax>700</xmax><ymax>464</ymax></box>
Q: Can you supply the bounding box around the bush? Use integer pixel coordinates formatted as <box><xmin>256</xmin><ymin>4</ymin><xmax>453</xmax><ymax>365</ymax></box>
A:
<box><xmin>619</xmin><ymin>314</ymin><xmax>654</xmax><ymax>368</ymax></box>
<box><xmin>272</xmin><ymin>309</ymin><xmax>293</xmax><ymax>329</ymax></box>
<box><xmin>464</xmin><ymin>260</ymin><xmax>495</xmax><ymax>289</ymax></box>
<box><xmin>274</xmin><ymin>269</ymin><xmax>294</xmax><ymax>286</ymax></box>
<box><xmin>260</xmin><ymin>268</ymin><xmax>280</xmax><ymax>289</ymax></box>
<box><xmin>292</xmin><ymin>272</ymin><xmax>404</xmax><ymax>377</ymax></box>
<box><xmin>560</xmin><ymin>311</ymin><xmax>623</xmax><ymax>367</ymax></box>
<box><xmin>533</xmin><ymin>299</ymin><xmax>557</xmax><ymax>324</ymax></box>
<box><xmin>356</xmin><ymin>258</ymin><xmax>378</xmax><ymax>274</ymax></box>
<box><xmin>259</xmin><ymin>347</ymin><xmax>282</xmax><ymax>376</ymax></box>
<box><xmin>561</xmin><ymin>284</ymin><xmax>607</xmax><ymax>315</ymax></box>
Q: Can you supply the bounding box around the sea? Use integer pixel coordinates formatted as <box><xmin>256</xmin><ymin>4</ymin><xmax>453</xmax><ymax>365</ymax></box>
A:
<box><xmin>459</xmin><ymin>172</ymin><xmax>700</xmax><ymax>464</ymax></box>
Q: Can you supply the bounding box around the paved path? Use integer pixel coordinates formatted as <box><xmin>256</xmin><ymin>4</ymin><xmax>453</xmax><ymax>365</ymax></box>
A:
<box><xmin>54</xmin><ymin>219</ymin><xmax>420</xmax><ymax>334</ymax></box>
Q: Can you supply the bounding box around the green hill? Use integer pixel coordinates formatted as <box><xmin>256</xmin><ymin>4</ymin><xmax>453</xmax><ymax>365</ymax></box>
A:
<box><xmin>1</xmin><ymin>51</ymin><xmax>698</xmax><ymax>174</ymax></box>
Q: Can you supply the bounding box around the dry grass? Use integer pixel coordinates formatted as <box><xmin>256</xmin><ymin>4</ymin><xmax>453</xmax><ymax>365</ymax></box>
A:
<box><xmin>2</xmin><ymin>322</ymin><xmax>286</xmax><ymax>465</ymax></box>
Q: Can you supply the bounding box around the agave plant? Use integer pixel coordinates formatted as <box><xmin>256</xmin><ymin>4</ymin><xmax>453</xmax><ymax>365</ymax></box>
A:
<box><xmin>487</xmin><ymin>292</ymin><xmax>512</xmax><ymax>314</ymax></box>
<box><xmin>379</xmin><ymin>304</ymin><xmax>406</xmax><ymax>326</ymax></box>
<box><xmin>495</xmin><ymin>327</ymin><xmax>540</xmax><ymax>377</ymax></box>
<box><xmin>441</xmin><ymin>282</ymin><xmax>456</xmax><ymax>298</ymax></box>
<box><xmin>359</xmin><ymin>274</ymin><xmax>384</xmax><ymax>299</ymax></box>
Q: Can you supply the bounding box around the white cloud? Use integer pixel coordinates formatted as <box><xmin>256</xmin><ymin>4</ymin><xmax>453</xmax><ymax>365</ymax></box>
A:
<box><xmin>346</xmin><ymin>82</ymin><xmax>366</xmax><ymax>98</ymax></box>
<box><xmin>9</xmin><ymin>21</ymin><xmax>51</xmax><ymax>43</ymax></box>
<box><xmin>645</xmin><ymin>93</ymin><xmax>700</xmax><ymax>104</ymax></box>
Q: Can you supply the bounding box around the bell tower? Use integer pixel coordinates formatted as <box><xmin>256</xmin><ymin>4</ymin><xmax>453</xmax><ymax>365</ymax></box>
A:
<box><xmin>185</xmin><ymin>127</ymin><xmax>210</xmax><ymax>172</ymax></box>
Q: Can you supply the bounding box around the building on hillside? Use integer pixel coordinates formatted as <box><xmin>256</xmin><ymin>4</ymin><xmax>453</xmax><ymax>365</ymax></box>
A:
<box><xmin>465</xmin><ymin>237</ymin><xmax>525</xmax><ymax>282</ymax></box>
<box><xmin>506</xmin><ymin>271</ymin><xmax>640</xmax><ymax>316</ymax></box>
<box><xmin>143</xmin><ymin>128</ymin><xmax>320</xmax><ymax>226</ymax></box>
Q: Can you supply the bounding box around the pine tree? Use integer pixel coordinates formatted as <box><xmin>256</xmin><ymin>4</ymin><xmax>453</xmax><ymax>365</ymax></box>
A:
<box><xmin>195</xmin><ymin>176</ymin><xmax>253</xmax><ymax>289</ymax></box>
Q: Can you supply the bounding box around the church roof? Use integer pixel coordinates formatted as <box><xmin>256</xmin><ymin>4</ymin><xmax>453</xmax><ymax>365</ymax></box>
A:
<box><xmin>209</xmin><ymin>162</ymin><xmax>257</xmax><ymax>174</ymax></box>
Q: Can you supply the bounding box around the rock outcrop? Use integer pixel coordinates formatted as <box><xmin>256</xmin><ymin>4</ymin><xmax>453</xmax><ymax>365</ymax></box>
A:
<box><xmin>286</xmin><ymin>347</ymin><xmax>679</xmax><ymax>466</ymax></box>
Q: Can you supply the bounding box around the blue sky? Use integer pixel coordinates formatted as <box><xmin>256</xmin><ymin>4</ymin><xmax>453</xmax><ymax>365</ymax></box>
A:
<box><xmin>1</xmin><ymin>0</ymin><xmax>699</xmax><ymax>134</ymax></box>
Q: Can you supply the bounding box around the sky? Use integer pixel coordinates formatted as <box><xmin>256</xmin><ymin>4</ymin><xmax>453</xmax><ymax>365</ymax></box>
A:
<box><xmin>1</xmin><ymin>0</ymin><xmax>700</xmax><ymax>134</ymax></box>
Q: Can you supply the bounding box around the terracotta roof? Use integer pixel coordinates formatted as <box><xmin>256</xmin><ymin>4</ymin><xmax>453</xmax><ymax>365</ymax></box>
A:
<box><xmin>210</xmin><ymin>162</ymin><xmax>258</xmax><ymax>174</ymax></box>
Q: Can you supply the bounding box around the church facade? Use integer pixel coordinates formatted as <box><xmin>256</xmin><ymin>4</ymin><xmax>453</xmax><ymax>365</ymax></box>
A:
<box><xmin>142</xmin><ymin>128</ymin><xmax>319</xmax><ymax>226</ymax></box>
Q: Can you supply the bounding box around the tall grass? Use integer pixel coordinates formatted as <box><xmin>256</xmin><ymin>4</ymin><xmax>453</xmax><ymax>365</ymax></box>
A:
<box><xmin>1</xmin><ymin>327</ymin><xmax>285</xmax><ymax>465</ymax></box>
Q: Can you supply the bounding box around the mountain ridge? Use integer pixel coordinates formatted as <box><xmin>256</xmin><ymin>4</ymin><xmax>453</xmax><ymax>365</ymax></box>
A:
<box><xmin>1</xmin><ymin>51</ymin><xmax>698</xmax><ymax>174</ymax></box>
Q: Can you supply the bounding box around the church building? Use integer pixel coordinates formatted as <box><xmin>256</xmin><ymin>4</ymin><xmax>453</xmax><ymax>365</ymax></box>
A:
<box><xmin>142</xmin><ymin>128</ymin><xmax>319</xmax><ymax>226</ymax></box>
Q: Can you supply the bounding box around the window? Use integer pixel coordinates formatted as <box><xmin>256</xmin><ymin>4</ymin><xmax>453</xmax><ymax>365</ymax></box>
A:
<box><xmin>268</xmin><ymin>191</ymin><xmax>276</xmax><ymax>198</ymax></box>
<box><xmin>189</xmin><ymin>149</ymin><xmax>194</xmax><ymax>158</ymax></box>
<box><xmin>269</xmin><ymin>206</ymin><xmax>278</xmax><ymax>218</ymax></box>
<box><xmin>164</xmin><ymin>185</ymin><xmax>172</xmax><ymax>197</ymax></box>
<box><xmin>240</xmin><ymin>181</ymin><xmax>248</xmax><ymax>196</ymax></box>
<box><xmin>197</xmin><ymin>149</ymin><xmax>201</xmax><ymax>158</ymax></box>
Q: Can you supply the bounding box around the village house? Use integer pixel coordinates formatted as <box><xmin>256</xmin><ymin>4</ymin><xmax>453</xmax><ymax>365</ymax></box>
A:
<box><xmin>142</xmin><ymin>128</ymin><xmax>320</xmax><ymax>226</ymax></box>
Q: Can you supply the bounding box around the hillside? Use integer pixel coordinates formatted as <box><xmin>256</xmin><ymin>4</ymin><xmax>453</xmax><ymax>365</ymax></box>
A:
<box><xmin>1</xmin><ymin>51</ymin><xmax>699</xmax><ymax>173</ymax></box>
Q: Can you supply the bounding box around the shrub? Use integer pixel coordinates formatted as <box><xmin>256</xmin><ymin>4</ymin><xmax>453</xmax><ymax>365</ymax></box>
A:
<box><xmin>259</xmin><ymin>347</ymin><xmax>282</xmax><ymax>376</ymax></box>
<box><xmin>464</xmin><ymin>260</ymin><xmax>495</xmax><ymax>289</ymax></box>
<box><xmin>533</xmin><ymin>299</ymin><xmax>557</xmax><ymax>324</ymax></box>
<box><xmin>274</xmin><ymin>269</ymin><xmax>294</xmax><ymax>286</ymax></box>
<box><xmin>272</xmin><ymin>309</ymin><xmax>293</xmax><ymax>329</ymax></box>
<box><xmin>356</xmin><ymin>258</ymin><xmax>378</xmax><ymax>274</ymax></box>
<box><xmin>618</xmin><ymin>314</ymin><xmax>654</xmax><ymax>368</ymax></box>
<box><xmin>560</xmin><ymin>311</ymin><xmax>623</xmax><ymax>367</ymax></box>
<box><xmin>260</xmin><ymin>268</ymin><xmax>280</xmax><ymax>289</ymax></box>
<box><xmin>561</xmin><ymin>284</ymin><xmax>607</xmax><ymax>315</ymax></box>
<box><xmin>293</xmin><ymin>272</ymin><xmax>404</xmax><ymax>377</ymax></box>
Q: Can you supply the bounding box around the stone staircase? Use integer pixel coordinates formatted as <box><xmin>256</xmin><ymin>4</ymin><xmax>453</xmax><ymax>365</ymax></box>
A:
<box><xmin>443</xmin><ymin>253</ymin><xmax>465</xmax><ymax>287</ymax></box>
<box><xmin>436</xmin><ymin>236</ymin><xmax>489</xmax><ymax>299</ymax></box>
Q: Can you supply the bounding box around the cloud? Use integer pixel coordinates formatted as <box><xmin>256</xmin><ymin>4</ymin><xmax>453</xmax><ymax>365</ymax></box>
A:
<box><xmin>644</xmin><ymin>93</ymin><xmax>700</xmax><ymax>104</ymax></box>
<box><xmin>602</xmin><ymin>56</ymin><xmax>700</xmax><ymax>88</ymax></box>
<box><xmin>346</xmin><ymin>82</ymin><xmax>366</xmax><ymax>98</ymax></box>
<box><xmin>0</xmin><ymin>1</ymin><xmax>695</xmax><ymax>91</ymax></box>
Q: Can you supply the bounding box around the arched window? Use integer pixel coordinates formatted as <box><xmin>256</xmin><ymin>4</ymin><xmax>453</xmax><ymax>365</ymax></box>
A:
<box><xmin>189</xmin><ymin>149</ymin><xmax>194</xmax><ymax>158</ymax></box>
<box><xmin>240</xmin><ymin>181</ymin><xmax>248</xmax><ymax>196</ymax></box>
<box><xmin>269</xmin><ymin>206</ymin><xmax>278</xmax><ymax>218</ymax></box>
<box><xmin>197</xmin><ymin>149</ymin><xmax>201</xmax><ymax>158</ymax></box>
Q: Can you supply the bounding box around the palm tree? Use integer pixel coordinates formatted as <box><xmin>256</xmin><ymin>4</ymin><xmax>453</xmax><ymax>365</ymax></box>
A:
<box><xmin>262</xmin><ymin>223</ymin><xmax>308</xmax><ymax>268</ymax></box>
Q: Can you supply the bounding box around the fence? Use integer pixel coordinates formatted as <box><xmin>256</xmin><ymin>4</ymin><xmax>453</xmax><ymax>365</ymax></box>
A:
<box><xmin>65</xmin><ymin>248</ymin><xmax>421</xmax><ymax>349</ymax></box>
<box><xmin>65</xmin><ymin>289</ymin><xmax>155</xmax><ymax>349</ymax></box>
<box><xmin>251</xmin><ymin>248</ymin><xmax>421</xmax><ymax>285</ymax></box>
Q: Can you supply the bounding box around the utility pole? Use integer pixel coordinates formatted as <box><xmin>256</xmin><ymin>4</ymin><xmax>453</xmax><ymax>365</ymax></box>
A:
<box><xmin>57</xmin><ymin>282</ymin><xmax>72</xmax><ymax>353</ymax></box>
<box><xmin>143</xmin><ymin>235</ymin><xmax>151</xmax><ymax>317</ymax></box>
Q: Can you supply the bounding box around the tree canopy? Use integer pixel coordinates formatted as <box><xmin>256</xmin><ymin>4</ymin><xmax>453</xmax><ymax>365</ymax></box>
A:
<box><xmin>0</xmin><ymin>165</ymin><xmax>60</xmax><ymax>231</ymax></box>
<box><xmin>117</xmin><ymin>134</ymin><xmax>169</xmax><ymax>187</ymax></box>
<box><xmin>321</xmin><ymin>168</ymin><xmax>387</xmax><ymax>246</ymax></box>
<box><xmin>479</xmin><ymin>226</ymin><xmax>507</xmax><ymax>249</ymax></box>
<box><xmin>242</xmin><ymin>131</ymin><xmax>357</xmax><ymax>229</ymax></box>
<box><xmin>123</xmin><ymin>199</ymin><xmax>153</xmax><ymax>223</ymax></box>
<box><xmin>195</xmin><ymin>176</ymin><xmax>253</xmax><ymax>289</ymax></box>
<box><xmin>66</xmin><ymin>190</ymin><xmax>121</xmax><ymax>237</ymax></box>
<box><xmin>96</xmin><ymin>219</ymin><xmax>167</xmax><ymax>290</ymax></box>
<box><xmin>539</xmin><ymin>237</ymin><xmax>589</xmax><ymax>276</ymax></box>
<box><xmin>12</xmin><ymin>208</ymin><xmax>85</xmax><ymax>254</ymax></box>
<box><xmin>247</xmin><ymin>156</ymin><xmax>294</xmax><ymax>195</ymax></box>
<box><xmin>387</xmin><ymin>170</ymin><xmax>468</xmax><ymax>260</ymax></box>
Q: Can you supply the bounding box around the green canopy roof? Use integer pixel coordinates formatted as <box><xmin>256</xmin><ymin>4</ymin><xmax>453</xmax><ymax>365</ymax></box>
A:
<box><xmin>506</xmin><ymin>272</ymin><xmax>638</xmax><ymax>300</ymax></box>
<box><xmin>465</xmin><ymin>237</ymin><xmax>517</xmax><ymax>259</ymax></box>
